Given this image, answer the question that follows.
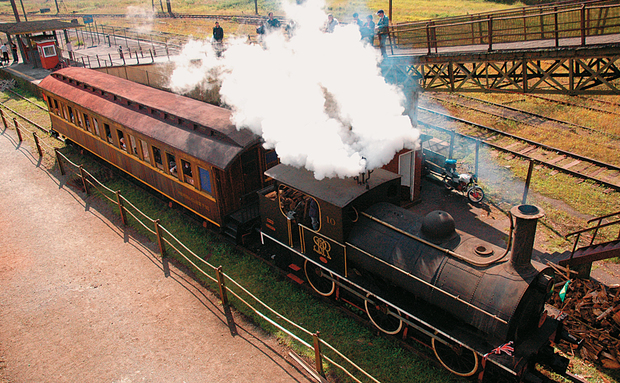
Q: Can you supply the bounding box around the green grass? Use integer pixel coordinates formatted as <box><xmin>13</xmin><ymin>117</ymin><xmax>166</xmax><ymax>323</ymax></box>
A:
<box><xmin>7</xmin><ymin>0</ymin><xmax>524</xmax><ymax>23</ymax></box>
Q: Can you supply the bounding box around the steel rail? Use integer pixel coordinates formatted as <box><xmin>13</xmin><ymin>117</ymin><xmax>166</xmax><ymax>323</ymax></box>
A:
<box><xmin>417</xmin><ymin>115</ymin><xmax>620</xmax><ymax>191</ymax></box>
<box><xmin>418</xmin><ymin>106</ymin><xmax>620</xmax><ymax>172</ymax></box>
<box><xmin>5</xmin><ymin>89</ymin><xmax>48</xmax><ymax>112</ymax></box>
<box><xmin>0</xmin><ymin>101</ymin><xmax>50</xmax><ymax>134</ymax></box>
<box><xmin>426</xmin><ymin>93</ymin><xmax>620</xmax><ymax>140</ymax></box>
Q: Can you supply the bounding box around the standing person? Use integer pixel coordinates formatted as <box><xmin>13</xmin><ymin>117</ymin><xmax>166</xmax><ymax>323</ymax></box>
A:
<box><xmin>266</xmin><ymin>12</ymin><xmax>281</xmax><ymax>32</ymax></box>
<box><xmin>10</xmin><ymin>42</ymin><xmax>17</xmax><ymax>64</ymax></box>
<box><xmin>352</xmin><ymin>13</ymin><xmax>363</xmax><ymax>29</ymax></box>
<box><xmin>361</xmin><ymin>15</ymin><xmax>375</xmax><ymax>45</ymax></box>
<box><xmin>375</xmin><ymin>9</ymin><xmax>389</xmax><ymax>58</ymax></box>
<box><xmin>212</xmin><ymin>21</ymin><xmax>224</xmax><ymax>43</ymax></box>
<box><xmin>118</xmin><ymin>45</ymin><xmax>124</xmax><ymax>60</ymax></box>
<box><xmin>1</xmin><ymin>43</ymin><xmax>8</xmax><ymax>65</ymax></box>
<box><xmin>323</xmin><ymin>14</ymin><xmax>339</xmax><ymax>33</ymax></box>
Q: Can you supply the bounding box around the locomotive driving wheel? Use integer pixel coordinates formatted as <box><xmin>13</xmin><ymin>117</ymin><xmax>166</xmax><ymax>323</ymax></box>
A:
<box><xmin>431</xmin><ymin>337</ymin><xmax>479</xmax><ymax>377</ymax></box>
<box><xmin>364</xmin><ymin>294</ymin><xmax>403</xmax><ymax>335</ymax></box>
<box><xmin>304</xmin><ymin>260</ymin><xmax>335</xmax><ymax>297</ymax></box>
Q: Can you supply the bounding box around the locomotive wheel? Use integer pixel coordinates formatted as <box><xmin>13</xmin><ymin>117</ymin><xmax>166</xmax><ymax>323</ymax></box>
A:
<box><xmin>467</xmin><ymin>186</ymin><xmax>484</xmax><ymax>203</ymax></box>
<box><xmin>304</xmin><ymin>260</ymin><xmax>335</xmax><ymax>297</ymax></box>
<box><xmin>364</xmin><ymin>294</ymin><xmax>403</xmax><ymax>335</ymax></box>
<box><xmin>431</xmin><ymin>337</ymin><xmax>479</xmax><ymax>377</ymax></box>
<box><xmin>442</xmin><ymin>174</ymin><xmax>453</xmax><ymax>190</ymax></box>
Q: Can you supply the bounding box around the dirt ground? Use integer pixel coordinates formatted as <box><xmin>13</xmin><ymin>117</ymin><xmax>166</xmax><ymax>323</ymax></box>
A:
<box><xmin>0</xmin><ymin>131</ymin><xmax>315</xmax><ymax>382</ymax></box>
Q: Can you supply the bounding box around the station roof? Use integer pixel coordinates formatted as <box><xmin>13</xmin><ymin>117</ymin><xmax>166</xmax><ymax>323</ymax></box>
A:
<box><xmin>0</xmin><ymin>20</ymin><xmax>82</xmax><ymax>35</ymax></box>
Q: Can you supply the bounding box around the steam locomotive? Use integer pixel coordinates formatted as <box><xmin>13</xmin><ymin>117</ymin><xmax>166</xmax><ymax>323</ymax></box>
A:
<box><xmin>38</xmin><ymin>68</ymin><xmax>582</xmax><ymax>382</ymax></box>
<box><xmin>258</xmin><ymin>163</ymin><xmax>582</xmax><ymax>382</ymax></box>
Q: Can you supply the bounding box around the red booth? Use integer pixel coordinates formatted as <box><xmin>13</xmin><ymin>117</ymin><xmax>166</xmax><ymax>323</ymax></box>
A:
<box><xmin>36</xmin><ymin>40</ymin><xmax>59</xmax><ymax>69</ymax></box>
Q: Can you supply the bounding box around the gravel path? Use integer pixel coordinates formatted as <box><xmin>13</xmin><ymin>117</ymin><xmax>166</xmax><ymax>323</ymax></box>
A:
<box><xmin>0</xmin><ymin>130</ymin><xmax>314</xmax><ymax>383</ymax></box>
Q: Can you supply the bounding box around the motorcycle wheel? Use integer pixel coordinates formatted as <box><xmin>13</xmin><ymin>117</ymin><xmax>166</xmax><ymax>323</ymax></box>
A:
<box><xmin>442</xmin><ymin>174</ymin><xmax>453</xmax><ymax>190</ymax></box>
<box><xmin>467</xmin><ymin>186</ymin><xmax>484</xmax><ymax>203</ymax></box>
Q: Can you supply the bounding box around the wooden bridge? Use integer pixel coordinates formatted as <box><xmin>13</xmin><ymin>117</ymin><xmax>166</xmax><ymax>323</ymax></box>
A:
<box><xmin>381</xmin><ymin>0</ymin><xmax>620</xmax><ymax>95</ymax></box>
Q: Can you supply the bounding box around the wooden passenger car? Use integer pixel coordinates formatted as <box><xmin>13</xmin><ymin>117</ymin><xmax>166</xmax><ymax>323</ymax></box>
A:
<box><xmin>39</xmin><ymin>67</ymin><xmax>277</xmax><ymax>231</ymax></box>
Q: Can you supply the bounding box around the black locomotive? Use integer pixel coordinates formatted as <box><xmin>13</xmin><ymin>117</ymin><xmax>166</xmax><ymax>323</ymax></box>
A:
<box><xmin>259</xmin><ymin>163</ymin><xmax>581</xmax><ymax>382</ymax></box>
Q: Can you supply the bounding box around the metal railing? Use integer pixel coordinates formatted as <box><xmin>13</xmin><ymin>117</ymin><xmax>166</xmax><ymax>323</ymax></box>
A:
<box><xmin>565</xmin><ymin>211</ymin><xmax>620</xmax><ymax>257</ymax></box>
<box><xmin>0</xmin><ymin>101</ymin><xmax>380</xmax><ymax>383</ymax></box>
<box><xmin>389</xmin><ymin>0</ymin><xmax>620</xmax><ymax>54</ymax></box>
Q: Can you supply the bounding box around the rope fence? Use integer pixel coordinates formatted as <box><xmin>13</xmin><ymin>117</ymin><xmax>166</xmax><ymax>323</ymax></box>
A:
<box><xmin>0</xmin><ymin>108</ymin><xmax>381</xmax><ymax>383</ymax></box>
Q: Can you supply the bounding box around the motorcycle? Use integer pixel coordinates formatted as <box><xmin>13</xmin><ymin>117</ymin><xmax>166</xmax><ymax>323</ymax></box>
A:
<box><xmin>441</xmin><ymin>159</ymin><xmax>485</xmax><ymax>203</ymax></box>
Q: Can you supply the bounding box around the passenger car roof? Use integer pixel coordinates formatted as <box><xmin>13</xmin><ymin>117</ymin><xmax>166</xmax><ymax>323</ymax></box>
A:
<box><xmin>39</xmin><ymin>68</ymin><xmax>261</xmax><ymax>170</ymax></box>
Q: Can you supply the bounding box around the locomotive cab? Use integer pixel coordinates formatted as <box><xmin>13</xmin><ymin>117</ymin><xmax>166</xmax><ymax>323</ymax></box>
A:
<box><xmin>259</xmin><ymin>164</ymin><xmax>401</xmax><ymax>276</ymax></box>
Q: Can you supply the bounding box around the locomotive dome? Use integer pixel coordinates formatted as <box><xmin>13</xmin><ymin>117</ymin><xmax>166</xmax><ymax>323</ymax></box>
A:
<box><xmin>420</xmin><ymin>210</ymin><xmax>457</xmax><ymax>243</ymax></box>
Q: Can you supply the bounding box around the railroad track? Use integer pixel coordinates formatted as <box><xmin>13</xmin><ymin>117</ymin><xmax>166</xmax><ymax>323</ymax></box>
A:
<box><xmin>426</xmin><ymin>93</ymin><xmax>620</xmax><ymax>141</ymax></box>
<box><xmin>417</xmin><ymin>100</ymin><xmax>620</xmax><ymax>192</ymax></box>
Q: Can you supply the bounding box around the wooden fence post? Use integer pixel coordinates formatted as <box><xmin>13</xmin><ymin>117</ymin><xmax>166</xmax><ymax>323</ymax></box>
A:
<box><xmin>79</xmin><ymin>165</ymin><xmax>89</xmax><ymax>195</ymax></box>
<box><xmin>522</xmin><ymin>159</ymin><xmax>535</xmax><ymax>205</ymax></box>
<box><xmin>32</xmin><ymin>132</ymin><xmax>42</xmax><ymax>158</ymax></box>
<box><xmin>154</xmin><ymin>219</ymin><xmax>170</xmax><ymax>277</ymax></box>
<box><xmin>154</xmin><ymin>219</ymin><xmax>166</xmax><ymax>258</ymax></box>
<box><xmin>216</xmin><ymin>266</ymin><xmax>229</xmax><ymax>306</ymax></box>
<box><xmin>217</xmin><ymin>266</ymin><xmax>238</xmax><ymax>336</ymax></box>
<box><xmin>13</xmin><ymin>118</ymin><xmax>22</xmax><ymax>142</ymax></box>
<box><xmin>313</xmin><ymin>332</ymin><xmax>325</xmax><ymax>378</ymax></box>
<box><xmin>54</xmin><ymin>148</ymin><xmax>65</xmax><ymax>175</ymax></box>
<box><xmin>0</xmin><ymin>109</ymin><xmax>7</xmax><ymax>130</ymax></box>
<box><xmin>116</xmin><ymin>190</ymin><xmax>127</xmax><ymax>225</ymax></box>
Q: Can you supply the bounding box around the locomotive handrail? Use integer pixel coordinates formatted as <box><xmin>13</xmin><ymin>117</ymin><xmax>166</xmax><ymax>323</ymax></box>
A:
<box><xmin>262</xmin><ymin>230</ymin><xmax>519</xmax><ymax>375</ymax></box>
<box><xmin>345</xmin><ymin>241</ymin><xmax>509</xmax><ymax>326</ymax></box>
<box><xmin>565</xmin><ymin>211</ymin><xmax>620</xmax><ymax>257</ymax></box>
<box><xmin>359</xmin><ymin>211</ymin><xmax>508</xmax><ymax>268</ymax></box>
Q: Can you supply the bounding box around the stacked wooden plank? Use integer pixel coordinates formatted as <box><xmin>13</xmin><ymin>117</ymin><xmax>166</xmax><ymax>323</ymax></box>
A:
<box><xmin>549</xmin><ymin>275</ymin><xmax>620</xmax><ymax>369</ymax></box>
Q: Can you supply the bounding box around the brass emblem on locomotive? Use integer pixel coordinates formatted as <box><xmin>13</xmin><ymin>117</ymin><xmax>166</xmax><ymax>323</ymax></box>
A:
<box><xmin>313</xmin><ymin>236</ymin><xmax>331</xmax><ymax>260</ymax></box>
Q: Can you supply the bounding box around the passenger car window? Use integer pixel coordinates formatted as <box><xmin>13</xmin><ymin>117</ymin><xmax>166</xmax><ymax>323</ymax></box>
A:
<box><xmin>140</xmin><ymin>140</ymin><xmax>151</xmax><ymax>164</ymax></box>
<box><xmin>117</xmin><ymin>130</ymin><xmax>127</xmax><ymax>151</ymax></box>
<box><xmin>129</xmin><ymin>135</ymin><xmax>138</xmax><ymax>156</ymax></box>
<box><xmin>93</xmin><ymin>118</ymin><xmax>100</xmax><ymax>136</ymax></box>
<box><xmin>181</xmin><ymin>159</ymin><xmax>194</xmax><ymax>185</ymax></box>
<box><xmin>166</xmin><ymin>153</ymin><xmax>177</xmax><ymax>176</ymax></box>
<box><xmin>152</xmin><ymin>146</ymin><xmax>163</xmax><ymax>170</ymax></box>
<box><xmin>199</xmin><ymin>167</ymin><xmax>212</xmax><ymax>194</ymax></box>
<box><xmin>104</xmin><ymin>124</ymin><xmax>113</xmax><ymax>143</ymax></box>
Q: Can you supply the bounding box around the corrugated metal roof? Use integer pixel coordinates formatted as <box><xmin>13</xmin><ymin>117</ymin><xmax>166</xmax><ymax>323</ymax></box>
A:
<box><xmin>265</xmin><ymin>164</ymin><xmax>401</xmax><ymax>207</ymax></box>
<box><xmin>39</xmin><ymin>69</ymin><xmax>261</xmax><ymax>170</ymax></box>
<box><xmin>0</xmin><ymin>20</ymin><xmax>82</xmax><ymax>35</ymax></box>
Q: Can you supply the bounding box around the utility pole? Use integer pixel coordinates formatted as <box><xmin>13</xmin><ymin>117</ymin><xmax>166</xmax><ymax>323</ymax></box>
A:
<box><xmin>54</xmin><ymin>0</ymin><xmax>60</xmax><ymax>13</ymax></box>
<box><xmin>9</xmin><ymin>0</ymin><xmax>20</xmax><ymax>22</ymax></box>
<box><xmin>19</xmin><ymin>0</ymin><xmax>28</xmax><ymax>21</ymax></box>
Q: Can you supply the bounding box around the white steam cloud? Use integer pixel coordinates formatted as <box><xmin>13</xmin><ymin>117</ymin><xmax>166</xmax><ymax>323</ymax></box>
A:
<box><xmin>126</xmin><ymin>6</ymin><xmax>156</xmax><ymax>34</ymax></box>
<box><xmin>169</xmin><ymin>0</ymin><xmax>419</xmax><ymax>180</ymax></box>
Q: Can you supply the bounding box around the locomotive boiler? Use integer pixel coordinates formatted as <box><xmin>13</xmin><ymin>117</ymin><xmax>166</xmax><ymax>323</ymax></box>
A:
<box><xmin>259</xmin><ymin>163</ymin><xmax>579</xmax><ymax>382</ymax></box>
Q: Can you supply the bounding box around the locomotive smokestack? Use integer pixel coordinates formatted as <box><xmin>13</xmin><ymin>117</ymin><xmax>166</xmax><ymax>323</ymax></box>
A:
<box><xmin>509</xmin><ymin>205</ymin><xmax>545</xmax><ymax>271</ymax></box>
